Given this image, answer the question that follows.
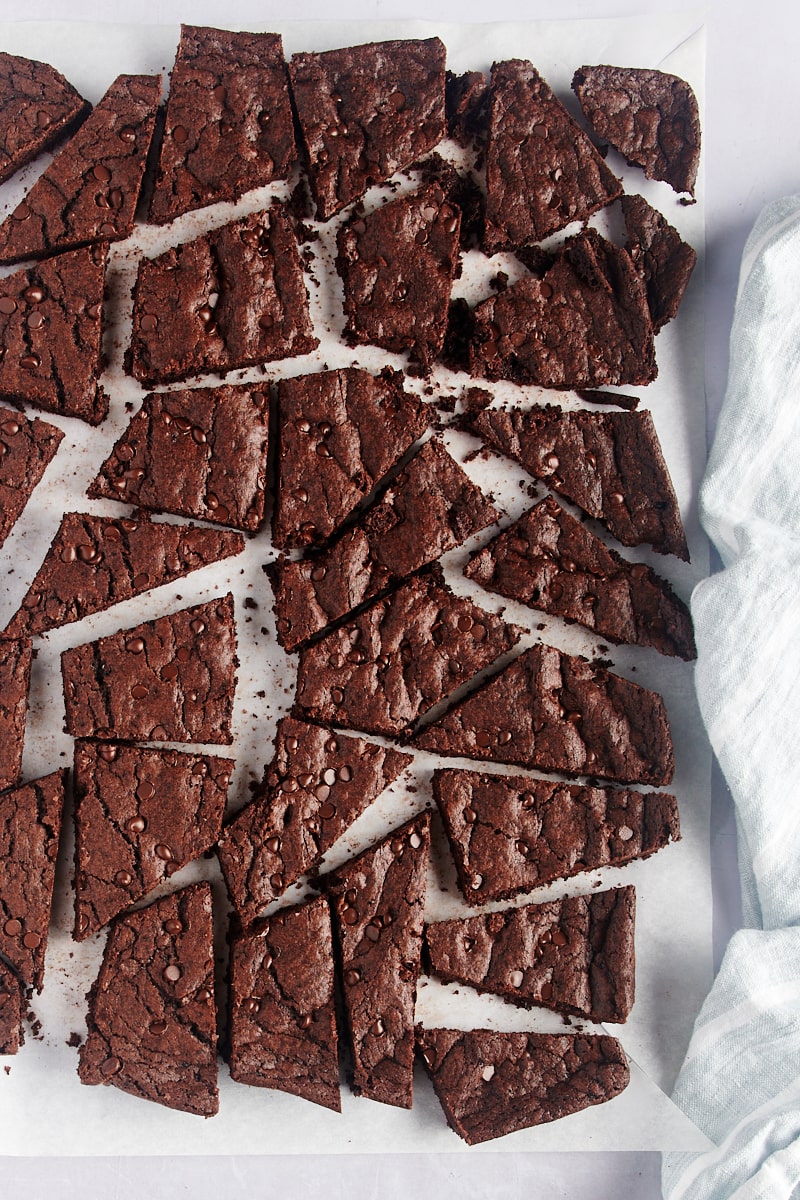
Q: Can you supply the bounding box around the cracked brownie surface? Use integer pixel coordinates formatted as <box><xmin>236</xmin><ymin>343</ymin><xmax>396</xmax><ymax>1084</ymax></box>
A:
<box><xmin>0</xmin><ymin>636</ymin><xmax>32</xmax><ymax>792</ymax></box>
<box><xmin>0</xmin><ymin>50</ymin><xmax>90</xmax><ymax>187</ymax></box>
<box><xmin>621</xmin><ymin>193</ymin><xmax>697</xmax><ymax>332</ymax></box>
<box><xmin>0</xmin><ymin>405</ymin><xmax>63</xmax><ymax>551</ymax></box>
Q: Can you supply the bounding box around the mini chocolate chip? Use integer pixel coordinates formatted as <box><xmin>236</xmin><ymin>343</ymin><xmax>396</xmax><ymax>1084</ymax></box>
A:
<box><xmin>341</xmin><ymin>905</ymin><xmax>358</xmax><ymax>925</ymax></box>
<box><xmin>100</xmin><ymin>1056</ymin><xmax>122</xmax><ymax>1076</ymax></box>
<box><xmin>190</xmin><ymin>618</ymin><xmax>206</xmax><ymax>635</ymax></box>
<box><xmin>92</xmin><ymin>164</ymin><xmax>112</xmax><ymax>182</ymax></box>
<box><xmin>365</xmin><ymin>925</ymin><xmax>380</xmax><ymax>942</ymax></box>
<box><xmin>266</xmin><ymin>836</ymin><xmax>281</xmax><ymax>853</ymax></box>
<box><xmin>27</xmin><ymin>311</ymin><xmax>45</xmax><ymax>329</ymax></box>
<box><xmin>3</xmin><ymin>919</ymin><xmax>22</xmax><ymax>936</ymax></box>
<box><xmin>127</xmin><ymin>816</ymin><xmax>147</xmax><ymax>833</ymax></box>
<box><xmin>140</xmin><ymin>314</ymin><xmax>158</xmax><ymax>332</ymax></box>
<box><xmin>20</xmin><ymin>354</ymin><xmax>40</xmax><ymax>370</ymax></box>
<box><xmin>163</xmin><ymin>964</ymin><xmax>182</xmax><ymax>982</ymax></box>
<box><xmin>463</xmin><ymin>806</ymin><xmax>477</xmax><ymax>823</ymax></box>
<box><xmin>12</xmin><ymin>202</ymin><xmax>30</xmax><ymax>221</ymax></box>
<box><xmin>475</xmin><ymin>730</ymin><xmax>492</xmax><ymax>747</ymax></box>
<box><xmin>97</xmin><ymin>745</ymin><xmax>118</xmax><ymax>762</ymax></box>
<box><xmin>540</xmin><ymin>982</ymin><xmax>553</xmax><ymax>1001</ymax></box>
<box><xmin>344</xmin><ymin>969</ymin><xmax>361</xmax><ymax>986</ymax></box>
<box><xmin>618</xmin><ymin>825</ymin><xmax>634</xmax><ymax>841</ymax></box>
<box><xmin>318</xmin><ymin>802</ymin><xmax>336</xmax><ymax>820</ymax></box>
<box><xmin>516</xmin><ymin>840</ymin><xmax>529</xmax><ymax>856</ymax></box>
<box><xmin>114</xmin><ymin>870</ymin><xmax>133</xmax><ymax>886</ymax></box>
<box><xmin>118</xmin><ymin>126</ymin><xmax>136</xmax><ymax>142</ymax></box>
<box><xmin>269</xmin><ymin>873</ymin><xmax>284</xmax><ymax>891</ymax></box>
<box><xmin>163</xmin><ymin>918</ymin><xmax>183</xmax><ymax>935</ymax></box>
<box><xmin>372</xmin><ymin>1019</ymin><xmax>385</xmax><ymax>1035</ymax></box>
<box><xmin>149</xmin><ymin>1019</ymin><xmax>168</xmax><ymax>1035</ymax></box>
<box><xmin>130</xmin><ymin>684</ymin><xmax>148</xmax><ymax>700</ymax></box>
<box><xmin>176</xmin><ymin>647</ymin><xmax>191</xmax><ymax>663</ymax></box>
<box><xmin>322</xmin><ymin>768</ymin><xmax>337</xmax><ymax>786</ymax></box>
<box><xmin>23</xmin><ymin>286</ymin><xmax>45</xmax><ymax>304</ymax></box>
<box><xmin>126</xmin><ymin>637</ymin><xmax>145</xmax><ymax>653</ymax></box>
<box><xmin>244</xmin><ymin>997</ymin><xmax>261</xmax><ymax>1014</ymax></box>
<box><xmin>172</xmin><ymin>125</ymin><xmax>189</xmax><ymax>143</ymax></box>
<box><xmin>155</xmin><ymin>844</ymin><xmax>174</xmax><ymax>862</ymax></box>
<box><xmin>0</xmin><ymin>297</ymin><xmax>16</xmax><ymax>314</ymax></box>
<box><xmin>137</xmin><ymin>781</ymin><xmax>155</xmax><ymax>801</ymax></box>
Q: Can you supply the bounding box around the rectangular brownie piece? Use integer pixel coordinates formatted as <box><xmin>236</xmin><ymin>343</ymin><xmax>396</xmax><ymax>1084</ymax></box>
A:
<box><xmin>0</xmin><ymin>636</ymin><xmax>32</xmax><ymax>792</ymax></box>
<box><xmin>0</xmin><ymin>406</ymin><xmax>63</xmax><ymax>551</ymax></box>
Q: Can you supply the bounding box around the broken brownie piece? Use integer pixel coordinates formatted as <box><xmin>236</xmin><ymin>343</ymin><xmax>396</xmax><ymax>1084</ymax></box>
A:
<box><xmin>621</xmin><ymin>193</ymin><xmax>697</xmax><ymax>332</ymax></box>
<box><xmin>78</xmin><ymin>881</ymin><xmax>218</xmax><ymax>1116</ymax></box>
<box><xmin>336</xmin><ymin>182</ymin><xmax>461</xmax><ymax>373</ymax></box>
<box><xmin>425</xmin><ymin>886</ymin><xmax>636</xmax><ymax>1024</ymax></box>
<box><xmin>414</xmin><ymin>643</ymin><xmax>674</xmax><ymax>787</ymax></box>
<box><xmin>0</xmin><ymin>959</ymin><xmax>23</xmax><ymax>1054</ymax></box>
<box><xmin>150</xmin><ymin>25</ymin><xmax>296</xmax><ymax>224</ymax></box>
<box><xmin>127</xmin><ymin>206</ymin><xmax>318</xmax><ymax>388</ymax></box>
<box><xmin>0</xmin><ymin>74</ymin><xmax>161</xmax><ymax>264</ymax></box>
<box><xmin>0</xmin><ymin>406</ymin><xmax>63</xmax><ymax>551</ymax></box>
<box><xmin>0</xmin><ymin>244</ymin><xmax>109</xmax><ymax>425</ymax></box>
<box><xmin>218</xmin><ymin>716</ymin><xmax>410</xmax><ymax>926</ymax></box>
<box><xmin>88</xmin><ymin>385</ymin><xmax>271</xmax><ymax>532</ymax></box>
<box><xmin>483</xmin><ymin>60</ymin><xmax>621</xmax><ymax>254</ymax></box>
<box><xmin>289</xmin><ymin>38</ymin><xmax>446</xmax><ymax>219</ymax></box>
<box><xmin>416</xmin><ymin>1027</ymin><xmax>629</xmax><ymax>1144</ymax></box>
<box><xmin>228</xmin><ymin>894</ymin><xmax>340</xmax><ymax>1111</ymax></box>
<box><xmin>327</xmin><ymin>811</ymin><xmax>430</xmax><ymax>1108</ymax></box>
<box><xmin>464</xmin><ymin>404</ymin><xmax>688</xmax><ymax>560</ymax></box>
<box><xmin>0</xmin><ymin>51</ymin><xmax>90</xmax><ymax>187</ymax></box>
<box><xmin>5</xmin><ymin>513</ymin><xmax>244</xmax><ymax>638</ymax></box>
<box><xmin>0</xmin><ymin>637</ymin><xmax>32</xmax><ymax>792</ymax></box>
<box><xmin>269</xmin><ymin>437</ymin><xmax>501</xmax><ymax>651</ymax></box>
<box><xmin>572</xmin><ymin>65</ymin><xmax>701</xmax><ymax>196</ymax></box>
<box><xmin>61</xmin><ymin>594</ymin><xmax>237</xmax><ymax>745</ymax></box>
<box><xmin>433</xmin><ymin>767</ymin><xmax>680</xmax><ymax>905</ymax></box>
<box><xmin>273</xmin><ymin>367</ymin><xmax>428</xmax><ymax>551</ymax></box>
<box><xmin>295</xmin><ymin>566</ymin><xmax>523</xmax><ymax>737</ymax></box>
<box><xmin>464</xmin><ymin>497</ymin><xmax>696</xmax><ymax>660</ymax></box>
<box><xmin>73</xmin><ymin>740</ymin><xmax>233</xmax><ymax>941</ymax></box>
<box><xmin>445</xmin><ymin>70</ymin><xmax>489</xmax><ymax>147</ymax></box>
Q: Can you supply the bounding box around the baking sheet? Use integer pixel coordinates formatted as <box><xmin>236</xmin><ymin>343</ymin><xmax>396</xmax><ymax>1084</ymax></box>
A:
<box><xmin>0</xmin><ymin>16</ymin><xmax>711</xmax><ymax>1153</ymax></box>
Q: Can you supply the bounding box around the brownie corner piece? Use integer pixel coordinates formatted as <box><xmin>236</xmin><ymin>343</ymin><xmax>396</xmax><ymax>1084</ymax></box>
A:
<box><xmin>0</xmin><ymin>50</ymin><xmax>90</xmax><ymax>187</ymax></box>
<box><xmin>621</xmin><ymin>193</ymin><xmax>697</xmax><ymax>332</ymax></box>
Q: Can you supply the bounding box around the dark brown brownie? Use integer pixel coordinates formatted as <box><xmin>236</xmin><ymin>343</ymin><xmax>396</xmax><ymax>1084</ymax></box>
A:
<box><xmin>434</xmin><ymin>767</ymin><xmax>680</xmax><ymax>905</ymax></box>
<box><xmin>78</xmin><ymin>881</ymin><xmax>218</xmax><ymax>1116</ymax></box>
<box><xmin>465</xmin><ymin>404</ymin><xmax>689</xmax><ymax>560</ymax></box>
<box><xmin>127</xmin><ymin>206</ymin><xmax>318</xmax><ymax>388</ymax></box>
<box><xmin>573</xmin><ymin>65</ymin><xmax>701</xmax><ymax>196</ymax></box>
<box><xmin>73</xmin><ymin>741</ymin><xmax>233</xmax><ymax>941</ymax></box>
<box><xmin>295</xmin><ymin>566</ymin><xmax>523</xmax><ymax>737</ymax></box>
<box><xmin>228</xmin><ymin>894</ymin><xmax>340</xmax><ymax>1111</ymax></box>
<box><xmin>327</xmin><ymin>811</ymin><xmax>430</xmax><ymax>1108</ymax></box>
<box><xmin>469</xmin><ymin>228</ymin><xmax>656</xmax><ymax>389</ymax></box>
<box><xmin>0</xmin><ymin>406</ymin><xmax>63</xmax><ymax>551</ymax></box>
<box><xmin>416</xmin><ymin>1027</ymin><xmax>629</xmax><ymax>1144</ymax></box>
<box><xmin>482</xmin><ymin>60</ymin><xmax>621</xmax><ymax>254</ymax></box>
<box><xmin>288</xmin><ymin>38</ymin><xmax>446</xmax><ymax>219</ymax></box>
<box><xmin>414</xmin><ymin>643</ymin><xmax>674</xmax><ymax>787</ymax></box>
<box><xmin>273</xmin><ymin>367</ymin><xmax>428</xmax><ymax>551</ymax></box>
<box><xmin>0</xmin><ymin>51</ymin><xmax>90</xmax><ymax>186</ymax></box>
<box><xmin>577</xmin><ymin>389</ymin><xmax>640</xmax><ymax>411</ymax></box>
<box><xmin>61</xmin><ymin>594</ymin><xmax>237</xmax><ymax>745</ymax></box>
<box><xmin>269</xmin><ymin>437</ymin><xmax>501</xmax><ymax>652</ymax></box>
<box><xmin>5</xmin><ymin>513</ymin><xmax>244</xmax><ymax>639</ymax></box>
<box><xmin>464</xmin><ymin>497</ymin><xmax>696</xmax><ymax>660</ymax></box>
<box><xmin>621</xmin><ymin>194</ymin><xmax>697</xmax><ymax>332</ymax></box>
<box><xmin>88</xmin><ymin>385</ymin><xmax>270</xmax><ymax>531</ymax></box>
<box><xmin>150</xmin><ymin>26</ymin><xmax>296</xmax><ymax>224</ymax></box>
<box><xmin>445</xmin><ymin>70</ymin><xmax>489</xmax><ymax>147</ymax></box>
<box><xmin>336</xmin><ymin>183</ymin><xmax>461</xmax><ymax>373</ymax></box>
<box><xmin>0</xmin><ymin>959</ymin><xmax>22</xmax><ymax>1054</ymax></box>
<box><xmin>0</xmin><ymin>637</ymin><xmax>32</xmax><ymax>792</ymax></box>
<box><xmin>218</xmin><ymin>716</ymin><xmax>410</xmax><ymax>926</ymax></box>
<box><xmin>0</xmin><ymin>244</ymin><xmax>109</xmax><ymax>425</ymax></box>
<box><xmin>425</xmin><ymin>886</ymin><xmax>636</xmax><ymax>1023</ymax></box>
<box><xmin>0</xmin><ymin>75</ymin><xmax>160</xmax><ymax>264</ymax></box>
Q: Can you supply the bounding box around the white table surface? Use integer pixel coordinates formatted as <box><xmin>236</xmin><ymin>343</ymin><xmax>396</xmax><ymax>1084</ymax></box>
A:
<box><xmin>3</xmin><ymin>0</ymin><xmax>798</xmax><ymax>1194</ymax></box>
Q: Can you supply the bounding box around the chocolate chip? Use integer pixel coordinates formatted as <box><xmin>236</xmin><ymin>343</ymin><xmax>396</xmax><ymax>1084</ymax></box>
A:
<box><xmin>20</xmin><ymin>354</ymin><xmax>40</xmax><ymax>371</ymax></box>
<box><xmin>114</xmin><ymin>870</ymin><xmax>133</xmax><ymax>886</ymax></box>
<box><xmin>140</xmin><ymin>314</ymin><xmax>158</xmax><ymax>332</ymax></box>
<box><xmin>126</xmin><ymin>638</ymin><xmax>145</xmax><ymax>653</ymax></box>
<box><xmin>100</xmin><ymin>1056</ymin><xmax>122</xmax><ymax>1076</ymax></box>
<box><xmin>3</xmin><ymin>919</ymin><xmax>22</xmax><ymax>937</ymax></box>
<box><xmin>344</xmin><ymin>969</ymin><xmax>361</xmax><ymax>986</ymax></box>
<box><xmin>97</xmin><ymin>745</ymin><xmax>118</xmax><ymax>762</ymax></box>
<box><xmin>92</xmin><ymin>164</ymin><xmax>112</xmax><ymax>182</ymax></box>
<box><xmin>23</xmin><ymin>286</ymin><xmax>45</xmax><ymax>304</ymax></box>
<box><xmin>163</xmin><ymin>964</ymin><xmax>182</xmax><ymax>982</ymax></box>
<box><xmin>318</xmin><ymin>802</ymin><xmax>336</xmax><ymax>819</ymax></box>
<box><xmin>149</xmin><ymin>1019</ymin><xmax>168</xmax><ymax>1035</ymax></box>
<box><xmin>118</xmin><ymin>126</ymin><xmax>137</xmax><ymax>143</ymax></box>
<box><xmin>127</xmin><ymin>816</ymin><xmax>147</xmax><ymax>833</ymax></box>
<box><xmin>172</xmin><ymin>126</ymin><xmax>189</xmax><ymax>143</ymax></box>
<box><xmin>163</xmin><ymin>918</ymin><xmax>183</xmax><ymax>935</ymax></box>
<box><xmin>12</xmin><ymin>203</ymin><xmax>30</xmax><ymax>221</ymax></box>
<box><xmin>130</xmin><ymin>684</ymin><xmax>148</xmax><ymax>700</ymax></box>
<box><xmin>154</xmin><ymin>844</ymin><xmax>174</xmax><ymax>862</ymax></box>
<box><xmin>341</xmin><ymin>905</ymin><xmax>358</xmax><ymax>925</ymax></box>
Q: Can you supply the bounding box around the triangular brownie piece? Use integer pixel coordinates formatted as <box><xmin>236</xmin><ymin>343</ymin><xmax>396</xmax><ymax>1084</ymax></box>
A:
<box><xmin>433</xmin><ymin>767</ymin><xmax>680</xmax><ymax>905</ymax></box>
<box><xmin>573</xmin><ymin>65</ymin><xmax>701</xmax><ymax>196</ymax></box>
<box><xmin>621</xmin><ymin>194</ymin><xmax>697</xmax><ymax>332</ymax></box>
<box><xmin>149</xmin><ymin>25</ymin><xmax>296</xmax><ymax>224</ymax></box>
<box><xmin>61</xmin><ymin>594</ymin><xmax>237</xmax><ymax>744</ymax></box>
<box><xmin>445</xmin><ymin>70</ymin><xmax>489</xmax><ymax>148</ymax></box>
<box><xmin>289</xmin><ymin>38</ymin><xmax>446</xmax><ymax>219</ymax></box>
<box><xmin>273</xmin><ymin>367</ymin><xmax>428</xmax><ymax>551</ymax></box>
<box><xmin>336</xmin><ymin>183</ymin><xmax>462</xmax><ymax>373</ymax></box>
<box><xmin>295</xmin><ymin>566</ymin><xmax>523</xmax><ymax>737</ymax></box>
<box><xmin>5</xmin><ymin>512</ymin><xmax>244</xmax><ymax>638</ymax></box>
<box><xmin>269</xmin><ymin>437</ymin><xmax>501</xmax><ymax>652</ymax></box>
<box><xmin>416</xmin><ymin>1027</ymin><xmax>629</xmax><ymax>1144</ymax></box>
<box><xmin>464</xmin><ymin>497</ymin><xmax>695</xmax><ymax>659</ymax></box>
<box><xmin>328</xmin><ymin>811</ymin><xmax>430</xmax><ymax>1108</ymax></box>
<box><xmin>0</xmin><ymin>406</ymin><xmax>63</xmax><ymax>551</ymax></box>
<box><xmin>469</xmin><ymin>228</ymin><xmax>656</xmax><ymax>389</ymax></box>
<box><xmin>0</xmin><ymin>74</ymin><xmax>161</xmax><ymax>263</ymax></box>
<box><xmin>218</xmin><ymin>716</ymin><xmax>410</xmax><ymax>926</ymax></box>
<box><xmin>78</xmin><ymin>881</ymin><xmax>219</xmax><ymax>1116</ymax></box>
<box><xmin>229</xmin><ymin>895</ymin><xmax>340</xmax><ymax>1111</ymax></box>
<box><xmin>483</xmin><ymin>59</ymin><xmax>621</xmax><ymax>253</ymax></box>
<box><xmin>464</xmin><ymin>404</ymin><xmax>688</xmax><ymax>560</ymax></box>
<box><xmin>425</xmin><ymin>886</ymin><xmax>636</xmax><ymax>1023</ymax></box>
<box><xmin>73</xmin><ymin>741</ymin><xmax>233</xmax><ymax>941</ymax></box>
<box><xmin>0</xmin><ymin>51</ymin><xmax>89</xmax><ymax>186</ymax></box>
<box><xmin>0</xmin><ymin>637</ymin><xmax>32</xmax><ymax>792</ymax></box>
<box><xmin>414</xmin><ymin>643</ymin><xmax>674</xmax><ymax>787</ymax></box>
<box><xmin>0</xmin><ymin>245</ymin><xmax>109</xmax><ymax>424</ymax></box>
<box><xmin>0</xmin><ymin>960</ymin><xmax>23</xmax><ymax>1054</ymax></box>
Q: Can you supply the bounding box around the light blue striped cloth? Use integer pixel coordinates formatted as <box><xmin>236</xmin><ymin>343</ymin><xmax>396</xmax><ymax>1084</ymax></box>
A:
<box><xmin>662</xmin><ymin>197</ymin><xmax>800</xmax><ymax>1199</ymax></box>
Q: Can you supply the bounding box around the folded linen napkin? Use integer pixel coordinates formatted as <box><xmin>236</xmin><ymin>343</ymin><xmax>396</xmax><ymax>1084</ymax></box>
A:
<box><xmin>662</xmin><ymin>197</ymin><xmax>800</xmax><ymax>1199</ymax></box>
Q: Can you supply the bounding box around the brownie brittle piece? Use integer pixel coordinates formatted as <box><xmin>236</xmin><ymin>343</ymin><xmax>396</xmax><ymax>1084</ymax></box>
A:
<box><xmin>150</xmin><ymin>25</ymin><xmax>296</xmax><ymax>223</ymax></box>
<box><xmin>445</xmin><ymin>70</ymin><xmax>489</xmax><ymax>147</ymax></box>
<box><xmin>464</xmin><ymin>497</ymin><xmax>696</xmax><ymax>660</ymax></box>
<box><xmin>0</xmin><ymin>406</ymin><xmax>63</xmax><ymax>551</ymax></box>
<box><xmin>273</xmin><ymin>367</ymin><xmax>428</xmax><ymax>551</ymax></box>
<box><xmin>416</xmin><ymin>1027</ymin><xmax>629</xmax><ymax>1144</ymax></box>
<box><xmin>327</xmin><ymin>811</ymin><xmax>430</xmax><ymax>1108</ymax></box>
<box><xmin>0</xmin><ymin>637</ymin><xmax>32</xmax><ymax>792</ymax></box>
<box><xmin>73</xmin><ymin>741</ymin><xmax>233</xmax><ymax>941</ymax></box>
<box><xmin>621</xmin><ymin>193</ymin><xmax>697</xmax><ymax>332</ymax></box>
<box><xmin>483</xmin><ymin>59</ymin><xmax>621</xmax><ymax>254</ymax></box>
<box><xmin>61</xmin><ymin>595</ymin><xmax>237</xmax><ymax>745</ymax></box>
<box><xmin>0</xmin><ymin>51</ymin><xmax>89</xmax><ymax>186</ymax></box>
<box><xmin>0</xmin><ymin>75</ymin><xmax>160</xmax><ymax>264</ymax></box>
<box><xmin>229</xmin><ymin>894</ymin><xmax>340</xmax><ymax>1111</ymax></box>
<box><xmin>289</xmin><ymin>38</ymin><xmax>446</xmax><ymax>219</ymax></box>
<box><xmin>218</xmin><ymin>717</ymin><xmax>410</xmax><ymax>926</ymax></box>
<box><xmin>0</xmin><ymin>959</ymin><xmax>23</xmax><ymax>1054</ymax></box>
<box><xmin>78</xmin><ymin>882</ymin><xmax>219</xmax><ymax>1116</ymax></box>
